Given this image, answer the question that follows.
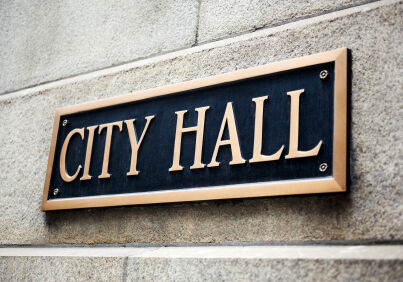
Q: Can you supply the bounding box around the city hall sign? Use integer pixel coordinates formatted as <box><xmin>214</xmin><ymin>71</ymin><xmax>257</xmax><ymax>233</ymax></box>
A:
<box><xmin>41</xmin><ymin>48</ymin><xmax>348</xmax><ymax>210</ymax></box>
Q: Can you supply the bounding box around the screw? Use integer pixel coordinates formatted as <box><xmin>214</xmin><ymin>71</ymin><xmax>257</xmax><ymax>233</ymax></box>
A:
<box><xmin>319</xmin><ymin>163</ymin><xmax>328</xmax><ymax>172</ymax></box>
<box><xmin>53</xmin><ymin>188</ymin><xmax>59</xmax><ymax>196</ymax></box>
<box><xmin>62</xmin><ymin>119</ymin><xmax>68</xmax><ymax>127</ymax></box>
<box><xmin>319</xmin><ymin>70</ymin><xmax>328</xmax><ymax>80</ymax></box>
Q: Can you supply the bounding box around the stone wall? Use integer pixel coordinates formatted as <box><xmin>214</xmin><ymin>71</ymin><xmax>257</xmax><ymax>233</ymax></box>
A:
<box><xmin>0</xmin><ymin>0</ymin><xmax>402</xmax><ymax>280</ymax></box>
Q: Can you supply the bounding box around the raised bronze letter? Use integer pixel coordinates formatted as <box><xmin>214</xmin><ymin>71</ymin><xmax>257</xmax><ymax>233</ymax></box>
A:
<box><xmin>98</xmin><ymin>121</ymin><xmax>123</xmax><ymax>179</ymax></box>
<box><xmin>125</xmin><ymin>115</ymin><xmax>155</xmax><ymax>176</ymax></box>
<box><xmin>208</xmin><ymin>102</ymin><xmax>245</xmax><ymax>167</ymax></box>
<box><xmin>80</xmin><ymin>125</ymin><xmax>98</xmax><ymax>181</ymax></box>
<box><xmin>249</xmin><ymin>96</ymin><xmax>284</xmax><ymax>163</ymax></box>
<box><xmin>60</xmin><ymin>128</ymin><xmax>84</xmax><ymax>182</ymax></box>
<box><xmin>169</xmin><ymin>106</ymin><xmax>210</xmax><ymax>171</ymax></box>
<box><xmin>285</xmin><ymin>89</ymin><xmax>322</xmax><ymax>159</ymax></box>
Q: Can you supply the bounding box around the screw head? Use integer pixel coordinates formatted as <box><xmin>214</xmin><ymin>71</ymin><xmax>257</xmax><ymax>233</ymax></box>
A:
<box><xmin>62</xmin><ymin>119</ymin><xmax>68</xmax><ymax>127</ymax></box>
<box><xmin>319</xmin><ymin>163</ymin><xmax>328</xmax><ymax>172</ymax></box>
<box><xmin>319</xmin><ymin>70</ymin><xmax>328</xmax><ymax>80</ymax></box>
<box><xmin>53</xmin><ymin>188</ymin><xmax>59</xmax><ymax>196</ymax></box>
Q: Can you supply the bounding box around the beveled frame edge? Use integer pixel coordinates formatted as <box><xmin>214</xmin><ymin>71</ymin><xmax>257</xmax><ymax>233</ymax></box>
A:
<box><xmin>41</xmin><ymin>48</ymin><xmax>348</xmax><ymax>211</ymax></box>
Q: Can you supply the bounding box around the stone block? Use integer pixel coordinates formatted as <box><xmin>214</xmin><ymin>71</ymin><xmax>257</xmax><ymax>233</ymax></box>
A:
<box><xmin>198</xmin><ymin>0</ymin><xmax>369</xmax><ymax>43</ymax></box>
<box><xmin>0</xmin><ymin>0</ymin><xmax>199</xmax><ymax>94</ymax></box>
<box><xmin>1</xmin><ymin>246</ymin><xmax>401</xmax><ymax>281</ymax></box>
<box><xmin>0</xmin><ymin>0</ymin><xmax>401</xmax><ymax>244</ymax></box>
<box><xmin>127</xmin><ymin>258</ymin><xmax>403</xmax><ymax>281</ymax></box>
<box><xmin>0</xmin><ymin>257</ymin><xmax>124</xmax><ymax>281</ymax></box>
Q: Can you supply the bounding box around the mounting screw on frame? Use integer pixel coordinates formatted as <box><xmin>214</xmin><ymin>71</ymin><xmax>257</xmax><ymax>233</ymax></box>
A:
<box><xmin>319</xmin><ymin>163</ymin><xmax>328</xmax><ymax>172</ymax></box>
<box><xmin>319</xmin><ymin>70</ymin><xmax>328</xmax><ymax>80</ymax></box>
<box><xmin>62</xmin><ymin>119</ymin><xmax>68</xmax><ymax>127</ymax></box>
<box><xmin>53</xmin><ymin>188</ymin><xmax>59</xmax><ymax>196</ymax></box>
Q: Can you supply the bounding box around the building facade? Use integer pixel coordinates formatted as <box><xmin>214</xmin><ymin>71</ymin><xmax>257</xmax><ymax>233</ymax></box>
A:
<box><xmin>0</xmin><ymin>0</ymin><xmax>402</xmax><ymax>280</ymax></box>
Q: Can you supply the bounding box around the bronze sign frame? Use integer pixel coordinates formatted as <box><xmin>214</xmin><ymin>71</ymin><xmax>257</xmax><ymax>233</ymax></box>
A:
<box><xmin>41</xmin><ymin>48</ymin><xmax>347</xmax><ymax>211</ymax></box>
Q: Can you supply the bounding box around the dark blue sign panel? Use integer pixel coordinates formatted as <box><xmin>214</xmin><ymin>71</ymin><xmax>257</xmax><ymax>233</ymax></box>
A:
<box><xmin>41</xmin><ymin>48</ymin><xmax>347</xmax><ymax>210</ymax></box>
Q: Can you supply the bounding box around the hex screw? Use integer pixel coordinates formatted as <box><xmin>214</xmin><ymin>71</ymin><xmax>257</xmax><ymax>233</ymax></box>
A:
<box><xmin>62</xmin><ymin>119</ymin><xmax>68</xmax><ymax>127</ymax></box>
<box><xmin>319</xmin><ymin>70</ymin><xmax>328</xmax><ymax>80</ymax></box>
<box><xmin>319</xmin><ymin>163</ymin><xmax>328</xmax><ymax>172</ymax></box>
<box><xmin>53</xmin><ymin>188</ymin><xmax>59</xmax><ymax>196</ymax></box>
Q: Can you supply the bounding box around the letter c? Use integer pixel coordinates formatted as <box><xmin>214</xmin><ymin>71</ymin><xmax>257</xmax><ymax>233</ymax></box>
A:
<box><xmin>60</xmin><ymin>128</ymin><xmax>84</xmax><ymax>182</ymax></box>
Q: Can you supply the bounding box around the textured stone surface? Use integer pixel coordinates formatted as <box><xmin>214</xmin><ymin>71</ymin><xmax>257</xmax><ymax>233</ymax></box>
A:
<box><xmin>0</xmin><ymin>257</ymin><xmax>125</xmax><ymax>281</ymax></box>
<box><xmin>1</xmin><ymin>246</ymin><xmax>402</xmax><ymax>281</ymax></box>
<box><xmin>0</xmin><ymin>0</ymin><xmax>401</xmax><ymax>244</ymax></box>
<box><xmin>2</xmin><ymin>258</ymin><xmax>402</xmax><ymax>281</ymax></box>
<box><xmin>127</xmin><ymin>258</ymin><xmax>403</xmax><ymax>281</ymax></box>
<box><xmin>0</xmin><ymin>0</ymin><xmax>198</xmax><ymax>94</ymax></box>
<box><xmin>198</xmin><ymin>0</ymin><xmax>372</xmax><ymax>43</ymax></box>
